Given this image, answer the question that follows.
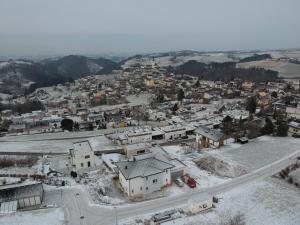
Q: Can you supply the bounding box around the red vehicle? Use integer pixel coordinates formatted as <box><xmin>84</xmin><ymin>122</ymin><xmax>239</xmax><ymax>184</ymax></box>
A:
<box><xmin>182</xmin><ymin>175</ymin><xmax>197</xmax><ymax>188</ymax></box>
<box><xmin>187</xmin><ymin>177</ymin><xmax>196</xmax><ymax>188</ymax></box>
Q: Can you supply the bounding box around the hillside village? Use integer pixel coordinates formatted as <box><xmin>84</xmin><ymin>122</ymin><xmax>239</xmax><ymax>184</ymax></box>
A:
<box><xmin>0</xmin><ymin>52</ymin><xmax>300</xmax><ymax>225</ymax></box>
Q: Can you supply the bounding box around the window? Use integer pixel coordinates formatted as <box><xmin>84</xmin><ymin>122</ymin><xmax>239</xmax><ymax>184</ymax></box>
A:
<box><xmin>137</xmin><ymin>150</ymin><xmax>145</xmax><ymax>154</ymax></box>
<box><xmin>140</xmin><ymin>186</ymin><xmax>142</xmax><ymax>191</ymax></box>
<box><xmin>132</xmin><ymin>189</ymin><xmax>134</xmax><ymax>193</ymax></box>
<box><xmin>81</xmin><ymin>163</ymin><xmax>84</xmax><ymax>167</ymax></box>
<box><xmin>85</xmin><ymin>155</ymin><xmax>90</xmax><ymax>159</ymax></box>
<box><xmin>87</xmin><ymin>161</ymin><xmax>91</xmax><ymax>167</ymax></box>
<box><xmin>146</xmin><ymin>187</ymin><xmax>148</xmax><ymax>190</ymax></box>
<box><xmin>153</xmin><ymin>179</ymin><xmax>158</xmax><ymax>183</ymax></box>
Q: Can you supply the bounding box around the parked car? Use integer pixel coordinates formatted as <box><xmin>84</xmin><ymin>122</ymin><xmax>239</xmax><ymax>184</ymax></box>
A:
<box><xmin>174</xmin><ymin>178</ymin><xmax>184</xmax><ymax>187</ymax></box>
<box><xmin>187</xmin><ymin>177</ymin><xmax>196</xmax><ymax>188</ymax></box>
<box><xmin>182</xmin><ymin>175</ymin><xmax>197</xmax><ymax>188</ymax></box>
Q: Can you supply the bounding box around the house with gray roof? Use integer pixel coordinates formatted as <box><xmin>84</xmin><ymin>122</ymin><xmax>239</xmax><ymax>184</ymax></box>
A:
<box><xmin>195</xmin><ymin>126</ymin><xmax>225</xmax><ymax>148</ymax></box>
<box><xmin>116</xmin><ymin>157</ymin><xmax>174</xmax><ymax>198</ymax></box>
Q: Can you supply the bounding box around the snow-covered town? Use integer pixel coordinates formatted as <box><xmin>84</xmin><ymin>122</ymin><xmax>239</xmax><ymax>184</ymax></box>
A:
<box><xmin>1</xmin><ymin>55</ymin><xmax>300</xmax><ymax>225</ymax></box>
<box><xmin>1</xmin><ymin>1</ymin><xmax>300</xmax><ymax>225</ymax></box>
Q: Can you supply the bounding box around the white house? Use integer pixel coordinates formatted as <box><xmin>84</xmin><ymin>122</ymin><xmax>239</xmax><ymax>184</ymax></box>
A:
<box><xmin>70</xmin><ymin>141</ymin><xmax>96</xmax><ymax>170</ymax></box>
<box><xmin>159</xmin><ymin>125</ymin><xmax>186</xmax><ymax>141</ymax></box>
<box><xmin>116</xmin><ymin>157</ymin><xmax>174</xmax><ymax>198</ymax></box>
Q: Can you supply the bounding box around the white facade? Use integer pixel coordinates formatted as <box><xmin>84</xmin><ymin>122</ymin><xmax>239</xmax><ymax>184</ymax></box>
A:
<box><xmin>127</xmin><ymin>131</ymin><xmax>152</xmax><ymax>144</ymax></box>
<box><xmin>119</xmin><ymin>168</ymin><xmax>171</xmax><ymax>198</ymax></box>
<box><xmin>160</xmin><ymin>125</ymin><xmax>186</xmax><ymax>141</ymax></box>
<box><xmin>116</xmin><ymin>158</ymin><xmax>174</xmax><ymax>198</ymax></box>
<box><xmin>70</xmin><ymin>141</ymin><xmax>96</xmax><ymax>170</ymax></box>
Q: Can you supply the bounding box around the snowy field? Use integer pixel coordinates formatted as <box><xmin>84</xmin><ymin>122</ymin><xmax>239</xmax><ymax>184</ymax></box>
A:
<box><xmin>122</xmin><ymin>53</ymin><xmax>237</xmax><ymax>68</ymax></box>
<box><xmin>0</xmin><ymin>208</ymin><xmax>64</xmax><ymax>225</ymax></box>
<box><xmin>121</xmin><ymin>177</ymin><xmax>300</xmax><ymax>225</ymax></box>
<box><xmin>163</xmin><ymin>145</ymin><xmax>229</xmax><ymax>188</ymax></box>
<box><xmin>237</xmin><ymin>59</ymin><xmax>300</xmax><ymax>78</ymax></box>
<box><xmin>169</xmin><ymin>178</ymin><xmax>300</xmax><ymax>225</ymax></box>
<box><xmin>211</xmin><ymin>136</ymin><xmax>300</xmax><ymax>171</ymax></box>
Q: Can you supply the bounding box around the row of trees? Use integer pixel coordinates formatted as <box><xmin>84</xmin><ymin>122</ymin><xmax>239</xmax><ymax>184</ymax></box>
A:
<box><xmin>0</xmin><ymin>100</ymin><xmax>44</xmax><ymax>114</ymax></box>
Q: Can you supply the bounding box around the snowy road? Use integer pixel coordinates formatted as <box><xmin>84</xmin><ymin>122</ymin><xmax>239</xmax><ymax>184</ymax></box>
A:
<box><xmin>50</xmin><ymin>150</ymin><xmax>300</xmax><ymax>225</ymax></box>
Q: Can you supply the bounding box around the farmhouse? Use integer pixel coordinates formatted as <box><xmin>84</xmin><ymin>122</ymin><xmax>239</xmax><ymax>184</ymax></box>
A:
<box><xmin>195</xmin><ymin>126</ymin><xmax>225</xmax><ymax>148</ymax></box>
<box><xmin>0</xmin><ymin>182</ymin><xmax>43</xmax><ymax>213</ymax></box>
<box><xmin>70</xmin><ymin>140</ymin><xmax>96</xmax><ymax>170</ymax></box>
<box><xmin>116</xmin><ymin>157</ymin><xmax>174</xmax><ymax>198</ymax></box>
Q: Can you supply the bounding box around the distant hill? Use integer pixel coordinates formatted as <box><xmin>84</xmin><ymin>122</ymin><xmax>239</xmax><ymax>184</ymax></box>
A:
<box><xmin>0</xmin><ymin>55</ymin><xmax>120</xmax><ymax>95</ymax></box>
<box><xmin>170</xmin><ymin>60</ymin><xmax>278</xmax><ymax>82</ymax></box>
<box><xmin>239</xmin><ymin>54</ymin><xmax>272</xmax><ymax>63</ymax></box>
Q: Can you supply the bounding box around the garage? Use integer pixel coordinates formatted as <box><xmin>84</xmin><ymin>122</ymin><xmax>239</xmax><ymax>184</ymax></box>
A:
<box><xmin>0</xmin><ymin>182</ymin><xmax>43</xmax><ymax>210</ymax></box>
<box><xmin>0</xmin><ymin>200</ymin><xmax>17</xmax><ymax>213</ymax></box>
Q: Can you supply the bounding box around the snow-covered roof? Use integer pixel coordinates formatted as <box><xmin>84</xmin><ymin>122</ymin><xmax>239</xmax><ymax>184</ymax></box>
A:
<box><xmin>116</xmin><ymin>157</ymin><xmax>174</xmax><ymax>179</ymax></box>
<box><xmin>195</xmin><ymin>126</ymin><xmax>224</xmax><ymax>141</ymax></box>
<box><xmin>0</xmin><ymin>182</ymin><xmax>43</xmax><ymax>203</ymax></box>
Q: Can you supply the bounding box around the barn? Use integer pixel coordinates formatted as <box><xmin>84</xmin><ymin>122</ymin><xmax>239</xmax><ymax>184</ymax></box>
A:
<box><xmin>0</xmin><ymin>182</ymin><xmax>43</xmax><ymax>212</ymax></box>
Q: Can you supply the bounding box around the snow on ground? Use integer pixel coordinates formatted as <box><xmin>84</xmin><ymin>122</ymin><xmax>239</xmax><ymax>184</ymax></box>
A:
<box><xmin>163</xmin><ymin>145</ymin><xmax>228</xmax><ymax>188</ymax></box>
<box><xmin>126</xmin><ymin>93</ymin><xmax>152</xmax><ymax>105</ymax></box>
<box><xmin>121</xmin><ymin>177</ymin><xmax>300</xmax><ymax>225</ymax></box>
<box><xmin>122</xmin><ymin>53</ymin><xmax>236</xmax><ymax>68</ymax></box>
<box><xmin>83</xmin><ymin>168</ymin><xmax>126</xmax><ymax>205</ymax></box>
<box><xmin>102</xmin><ymin>153</ymin><xmax>123</xmax><ymax>171</ymax></box>
<box><xmin>210</xmin><ymin>136</ymin><xmax>300</xmax><ymax>171</ymax></box>
<box><xmin>0</xmin><ymin>208</ymin><xmax>65</xmax><ymax>225</ymax></box>
<box><xmin>237</xmin><ymin>59</ymin><xmax>300</xmax><ymax>78</ymax></box>
<box><xmin>0</xmin><ymin>93</ymin><xmax>12</xmax><ymax>103</ymax></box>
<box><xmin>0</xmin><ymin>130</ymin><xmax>120</xmax><ymax>154</ymax></box>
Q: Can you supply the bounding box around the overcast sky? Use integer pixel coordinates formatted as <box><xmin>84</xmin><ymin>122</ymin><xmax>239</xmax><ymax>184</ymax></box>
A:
<box><xmin>0</xmin><ymin>0</ymin><xmax>299</xmax><ymax>56</ymax></box>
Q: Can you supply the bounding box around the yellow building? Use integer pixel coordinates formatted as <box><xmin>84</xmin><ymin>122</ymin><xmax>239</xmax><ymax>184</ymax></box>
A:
<box><xmin>144</xmin><ymin>78</ymin><xmax>155</xmax><ymax>87</ymax></box>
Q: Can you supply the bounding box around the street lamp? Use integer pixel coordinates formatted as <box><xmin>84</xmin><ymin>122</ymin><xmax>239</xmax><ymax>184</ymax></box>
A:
<box><xmin>114</xmin><ymin>206</ymin><xmax>118</xmax><ymax>225</ymax></box>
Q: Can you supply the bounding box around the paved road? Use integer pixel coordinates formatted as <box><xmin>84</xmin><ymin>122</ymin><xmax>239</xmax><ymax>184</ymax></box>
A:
<box><xmin>46</xmin><ymin>150</ymin><xmax>300</xmax><ymax>225</ymax></box>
